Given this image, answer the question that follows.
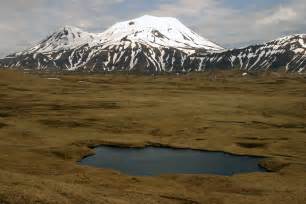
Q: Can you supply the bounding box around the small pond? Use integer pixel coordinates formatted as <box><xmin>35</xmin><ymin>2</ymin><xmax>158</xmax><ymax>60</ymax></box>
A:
<box><xmin>79</xmin><ymin>146</ymin><xmax>266</xmax><ymax>176</ymax></box>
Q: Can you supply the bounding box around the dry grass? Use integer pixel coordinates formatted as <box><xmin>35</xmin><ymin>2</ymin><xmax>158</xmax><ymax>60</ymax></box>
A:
<box><xmin>0</xmin><ymin>69</ymin><xmax>305</xmax><ymax>203</ymax></box>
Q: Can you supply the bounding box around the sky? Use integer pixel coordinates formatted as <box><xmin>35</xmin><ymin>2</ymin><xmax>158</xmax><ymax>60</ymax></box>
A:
<box><xmin>0</xmin><ymin>0</ymin><xmax>305</xmax><ymax>57</ymax></box>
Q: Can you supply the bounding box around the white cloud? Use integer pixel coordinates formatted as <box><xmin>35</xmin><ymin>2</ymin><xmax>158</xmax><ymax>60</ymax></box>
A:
<box><xmin>150</xmin><ymin>0</ymin><xmax>218</xmax><ymax>17</ymax></box>
<box><xmin>257</xmin><ymin>7</ymin><xmax>297</xmax><ymax>25</ymax></box>
<box><xmin>0</xmin><ymin>0</ymin><xmax>124</xmax><ymax>56</ymax></box>
<box><xmin>149</xmin><ymin>0</ymin><xmax>306</xmax><ymax>48</ymax></box>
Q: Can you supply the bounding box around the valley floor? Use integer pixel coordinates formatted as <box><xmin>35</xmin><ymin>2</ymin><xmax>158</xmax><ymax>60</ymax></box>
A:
<box><xmin>0</xmin><ymin>69</ymin><xmax>305</xmax><ymax>204</ymax></box>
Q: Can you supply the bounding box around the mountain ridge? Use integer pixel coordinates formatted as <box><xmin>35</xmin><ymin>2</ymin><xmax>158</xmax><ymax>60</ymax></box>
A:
<box><xmin>0</xmin><ymin>15</ymin><xmax>305</xmax><ymax>73</ymax></box>
<box><xmin>188</xmin><ymin>34</ymin><xmax>306</xmax><ymax>73</ymax></box>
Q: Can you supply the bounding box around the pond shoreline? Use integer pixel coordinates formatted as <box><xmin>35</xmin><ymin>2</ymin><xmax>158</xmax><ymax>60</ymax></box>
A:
<box><xmin>75</xmin><ymin>141</ymin><xmax>278</xmax><ymax>175</ymax></box>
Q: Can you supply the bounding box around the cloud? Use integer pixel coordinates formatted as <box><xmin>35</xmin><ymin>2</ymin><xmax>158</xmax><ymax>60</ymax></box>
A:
<box><xmin>150</xmin><ymin>0</ymin><xmax>218</xmax><ymax>17</ymax></box>
<box><xmin>149</xmin><ymin>0</ymin><xmax>306</xmax><ymax>48</ymax></box>
<box><xmin>0</xmin><ymin>0</ymin><xmax>126</xmax><ymax>56</ymax></box>
<box><xmin>256</xmin><ymin>7</ymin><xmax>297</xmax><ymax>25</ymax></box>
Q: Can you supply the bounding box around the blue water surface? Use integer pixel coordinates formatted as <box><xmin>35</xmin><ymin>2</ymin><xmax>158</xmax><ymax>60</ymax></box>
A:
<box><xmin>79</xmin><ymin>146</ymin><xmax>266</xmax><ymax>176</ymax></box>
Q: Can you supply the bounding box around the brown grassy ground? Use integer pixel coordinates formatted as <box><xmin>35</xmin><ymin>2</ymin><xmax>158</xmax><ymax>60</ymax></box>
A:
<box><xmin>0</xmin><ymin>69</ymin><xmax>305</xmax><ymax>204</ymax></box>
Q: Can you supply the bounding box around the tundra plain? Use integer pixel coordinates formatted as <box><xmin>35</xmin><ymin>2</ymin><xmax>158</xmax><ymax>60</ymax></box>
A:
<box><xmin>0</xmin><ymin>70</ymin><xmax>305</xmax><ymax>204</ymax></box>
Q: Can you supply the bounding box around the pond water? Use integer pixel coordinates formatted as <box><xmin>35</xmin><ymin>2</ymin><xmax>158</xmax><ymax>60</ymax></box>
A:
<box><xmin>79</xmin><ymin>146</ymin><xmax>266</xmax><ymax>176</ymax></box>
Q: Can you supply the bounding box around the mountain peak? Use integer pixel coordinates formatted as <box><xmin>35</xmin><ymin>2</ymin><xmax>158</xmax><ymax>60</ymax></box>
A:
<box><xmin>275</xmin><ymin>33</ymin><xmax>306</xmax><ymax>42</ymax></box>
<box><xmin>126</xmin><ymin>15</ymin><xmax>188</xmax><ymax>31</ymax></box>
<box><xmin>102</xmin><ymin>15</ymin><xmax>224</xmax><ymax>53</ymax></box>
<box><xmin>58</xmin><ymin>25</ymin><xmax>84</xmax><ymax>33</ymax></box>
<box><xmin>134</xmin><ymin>15</ymin><xmax>181</xmax><ymax>23</ymax></box>
<box><xmin>25</xmin><ymin>25</ymin><xmax>97</xmax><ymax>54</ymax></box>
<box><xmin>265</xmin><ymin>33</ymin><xmax>306</xmax><ymax>50</ymax></box>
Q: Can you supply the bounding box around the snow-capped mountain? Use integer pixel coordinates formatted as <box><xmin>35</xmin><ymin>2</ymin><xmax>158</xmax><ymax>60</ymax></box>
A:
<box><xmin>188</xmin><ymin>34</ymin><xmax>306</xmax><ymax>73</ymax></box>
<box><xmin>24</xmin><ymin>26</ymin><xmax>100</xmax><ymax>54</ymax></box>
<box><xmin>100</xmin><ymin>15</ymin><xmax>223</xmax><ymax>54</ymax></box>
<box><xmin>0</xmin><ymin>15</ymin><xmax>305</xmax><ymax>73</ymax></box>
<box><xmin>0</xmin><ymin>15</ymin><xmax>223</xmax><ymax>72</ymax></box>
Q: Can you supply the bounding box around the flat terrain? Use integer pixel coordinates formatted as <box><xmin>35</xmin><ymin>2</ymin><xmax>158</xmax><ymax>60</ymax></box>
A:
<box><xmin>0</xmin><ymin>69</ymin><xmax>305</xmax><ymax>204</ymax></box>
